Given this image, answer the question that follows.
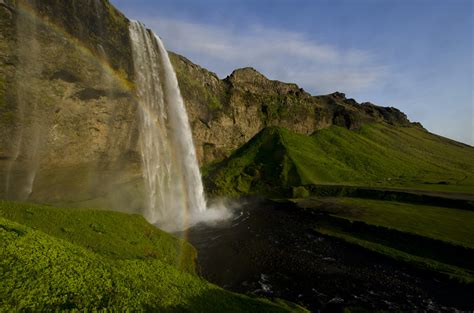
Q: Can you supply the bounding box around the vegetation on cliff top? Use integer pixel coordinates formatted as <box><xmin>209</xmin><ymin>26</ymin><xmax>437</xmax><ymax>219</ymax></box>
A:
<box><xmin>170</xmin><ymin>52</ymin><xmax>226</xmax><ymax>112</ymax></box>
<box><xmin>205</xmin><ymin>124</ymin><xmax>474</xmax><ymax>196</ymax></box>
<box><xmin>0</xmin><ymin>201</ymin><xmax>307</xmax><ymax>312</ymax></box>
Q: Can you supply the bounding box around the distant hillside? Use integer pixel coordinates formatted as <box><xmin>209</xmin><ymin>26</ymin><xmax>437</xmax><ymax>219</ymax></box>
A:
<box><xmin>204</xmin><ymin>124</ymin><xmax>474</xmax><ymax>196</ymax></box>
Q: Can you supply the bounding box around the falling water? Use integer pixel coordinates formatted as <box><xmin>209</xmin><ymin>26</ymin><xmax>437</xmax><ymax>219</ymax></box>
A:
<box><xmin>129</xmin><ymin>21</ymin><xmax>207</xmax><ymax>231</ymax></box>
<box><xmin>5</xmin><ymin>0</ymin><xmax>43</xmax><ymax>200</ymax></box>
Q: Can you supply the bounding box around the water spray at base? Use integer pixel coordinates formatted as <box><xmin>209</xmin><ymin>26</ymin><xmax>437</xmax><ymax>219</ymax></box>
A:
<box><xmin>130</xmin><ymin>21</ymin><xmax>231</xmax><ymax>231</ymax></box>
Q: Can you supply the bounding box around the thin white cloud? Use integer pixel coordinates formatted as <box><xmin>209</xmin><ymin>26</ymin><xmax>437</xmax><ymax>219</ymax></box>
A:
<box><xmin>141</xmin><ymin>17</ymin><xmax>388</xmax><ymax>95</ymax></box>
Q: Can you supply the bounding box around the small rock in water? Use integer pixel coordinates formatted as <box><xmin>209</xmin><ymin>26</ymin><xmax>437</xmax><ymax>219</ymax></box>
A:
<box><xmin>257</xmin><ymin>274</ymin><xmax>272</xmax><ymax>293</ymax></box>
<box><xmin>312</xmin><ymin>288</ymin><xmax>327</xmax><ymax>298</ymax></box>
<box><xmin>260</xmin><ymin>273</ymin><xmax>270</xmax><ymax>281</ymax></box>
<box><xmin>324</xmin><ymin>297</ymin><xmax>345</xmax><ymax>313</ymax></box>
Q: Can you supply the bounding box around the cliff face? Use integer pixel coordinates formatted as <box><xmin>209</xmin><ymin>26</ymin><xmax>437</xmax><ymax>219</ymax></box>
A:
<box><xmin>170</xmin><ymin>53</ymin><xmax>416</xmax><ymax>164</ymax></box>
<box><xmin>0</xmin><ymin>0</ymin><xmax>418</xmax><ymax>206</ymax></box>
<box><xmin>0</xmin><ymin>0</ymin><xmax>141</xmax><ymax>207</ymax></box>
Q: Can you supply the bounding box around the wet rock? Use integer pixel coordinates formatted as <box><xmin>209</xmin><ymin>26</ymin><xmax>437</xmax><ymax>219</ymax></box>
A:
<box><xmin>323</xmin><ymin>297</ymin><xmax>345</xmax><ymax>313</ymax></box>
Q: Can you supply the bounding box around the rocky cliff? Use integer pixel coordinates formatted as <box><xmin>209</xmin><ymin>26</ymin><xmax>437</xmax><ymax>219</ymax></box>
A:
<box><xmin>0</xmin><ymin>0</ymin><xmax>140</xmax><ymax>207</ymax></box>
<box><xmin>0</xmin><ymin>0</ymin><xmax>420</xmax><ymax>207</ymax></box>
<box><xmin>170</xmin><ymin>53</ymin><xmax>417</xmax><ymax>164</ymax></box>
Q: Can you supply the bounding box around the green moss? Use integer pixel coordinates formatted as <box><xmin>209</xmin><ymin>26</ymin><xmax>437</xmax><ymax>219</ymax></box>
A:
<box><xmin>292</xmin><ymin>186</ymin><xmax>310</xmax><ymax>198</ymax></box>
<box><xmin>170</xmin><ymin>54</ymin><xmax>224</xmax><ymax>112</ymax></box>
<box><xmin>0</xmin><ymin>202</ymin><xmax>308</xmax><ymax>312</ymax></box>
<box><xmin>208</xmin><ymin>93</ymin><xmax>223</xmax><ymax>110</ymax></box>
<box><xmin>206</xmin><ymin>127</ymin><xmax>303</xmax><ymax>196</ymax></box>
<box><xmin>0</xmin><ymin>200</ymin><xmax>196</xmax><ymax>272</ymax></box>
<box><xmin>251</xmin><ymin>92</ymin><xmax>311</xmax><ymax>124</ymax></box>
<box><xmin>0</xmin><ymin>216</ymin><xmax>307</xmax><ymax>312</ymax></box>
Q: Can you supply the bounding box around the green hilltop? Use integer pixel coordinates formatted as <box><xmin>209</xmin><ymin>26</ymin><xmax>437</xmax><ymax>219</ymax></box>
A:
<box><xmin>205</xmin><ymin>123</ymin><xmax>474</xmax><ymax>196</ymax></box>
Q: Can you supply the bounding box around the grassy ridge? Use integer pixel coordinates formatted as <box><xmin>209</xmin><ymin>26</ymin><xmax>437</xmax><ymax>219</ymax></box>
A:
<box><xmin>334</xmin><ymin>198</ymin><xmax>474</xmax><ymax>248</ymax></box>
<box><xmin>205</xmin><ymin>124</ymin><xmax>474</xmax><ymax>196</ymax></box>
<box><xmin>316</xmin><ymin>226</ymin><xmax>474</xmax><ymax>284</ymax></box>
<box><xmin>204</xmin><ymin>127</ymin><xmax>302</xmax><ymax>196</ymax></box>
<box><xmin>294</xmin><ymin>197</ymin><xmax>474</xmax><ymax>282</ymax></box>
<box><xmin>0</xmin><ymin>201</ymin><xmax>307</xmax><ymax>312</ymax></box>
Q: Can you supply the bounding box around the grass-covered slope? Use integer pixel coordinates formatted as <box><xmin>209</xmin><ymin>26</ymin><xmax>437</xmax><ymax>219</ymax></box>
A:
<box><xmin>296</xmin><ymin>197</ymin><xmax>474</xmax><ymax>283</ymax></box>
<box><xmin>205</xmin><ymin>124</ymin><xmax>474</xmax><ymax>196</ymax></box>
<box><xmin>0</xmin><ymin>200</ymin><xmax>196</xmax><ymax>272</ymax></box>
<box><xmin>0</xmin><ymin>201</ymin><xmax>306</xmax><ymax>312</ymax></box>
<box><xmin>329</xmin><ymin>198</ymin><xmax>474</xmax><ymax>248</ymax></box>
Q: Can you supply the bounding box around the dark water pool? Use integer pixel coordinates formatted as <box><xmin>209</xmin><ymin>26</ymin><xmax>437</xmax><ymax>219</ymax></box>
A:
<box><xmin>182</xmin><ymin>198</ymin><xmax>474</xmax><ymax>312</ymax></box>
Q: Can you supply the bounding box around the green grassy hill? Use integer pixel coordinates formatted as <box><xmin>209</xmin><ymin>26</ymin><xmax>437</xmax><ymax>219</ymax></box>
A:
<box><xmin>0</xmin><ymin>201</ymin><xmax>307</xmax><ymax>312</ymax></box>
<box><xmin>204</xmin><ymin>124</ymin><xmax>474</xmax><ymax>196</ymax></box>
<box><xmin>293</xmin><ymin>196</ymin><xmax>474</xmax><ymax>283</ymax></box>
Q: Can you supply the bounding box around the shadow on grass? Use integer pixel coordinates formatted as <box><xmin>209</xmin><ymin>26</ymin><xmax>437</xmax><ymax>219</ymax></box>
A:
<box><xmin>145</xmin><ymin>288</ymin><xmax>305</xmax><ymax>313</ymax></box>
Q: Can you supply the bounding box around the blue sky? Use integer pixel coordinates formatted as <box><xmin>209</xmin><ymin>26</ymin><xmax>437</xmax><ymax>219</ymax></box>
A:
<box><xmin>111</xmin><ymin>0</ymin><xmax>473</xmax><ymax>144</ymax></box>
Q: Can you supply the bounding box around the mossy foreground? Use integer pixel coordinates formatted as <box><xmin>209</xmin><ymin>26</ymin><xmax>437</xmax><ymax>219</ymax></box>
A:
<box><xmin>205</xmin><ymin>124</ymin><xmax>474</xmax><ymax>196</ymax></box>
<box><xmin>0</xmin><ymin>201</ymin><xmax>307</xmax><ymax>312</ymax></box>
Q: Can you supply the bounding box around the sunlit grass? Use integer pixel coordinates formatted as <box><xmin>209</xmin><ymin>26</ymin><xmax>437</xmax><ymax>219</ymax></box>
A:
<box><xmin>0</xmin><ymin>201</ymin><xmax>307</xmax><ymax>312</ymax></box>
<box><xmin>206</xmin><ymin>124</ymin><xmax>474</xmax><ymax>196</ymax></box>
<box><xmin>297</xmin><ymin>196</ymin><xmax>474</xmax><ymax>283</ymax></box>
<box><xmin>0</xmin><ymin>200</ymin><xmax>196</xmax><ymax>271</ymax></box>
<box><xmin>333</xmin><ymin>197</ymin><xmax>474</xmax><ymax>248</ymax></box>
<box><xmin>316</xmin><ymin>226</ymin><xmax>474</xmax><ymax>284</ymax></box>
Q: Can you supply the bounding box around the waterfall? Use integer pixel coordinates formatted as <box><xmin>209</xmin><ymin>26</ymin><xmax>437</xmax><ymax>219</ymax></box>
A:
<box><xmin>129</xmin><ymin>21</ymin><xmax>207</xmax><ymax>231</ymax></box>
<box><xmin>5</xmin><ymin>0</ymin><xmax>43</xmax><ymax>201</ymax></box>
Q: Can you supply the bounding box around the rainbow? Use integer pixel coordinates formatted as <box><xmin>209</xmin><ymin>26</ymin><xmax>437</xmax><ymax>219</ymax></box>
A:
<box><xmin>13</xmin><ymin>1</ymin><xmax>198</xmax><ymax>264</ymax></box>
